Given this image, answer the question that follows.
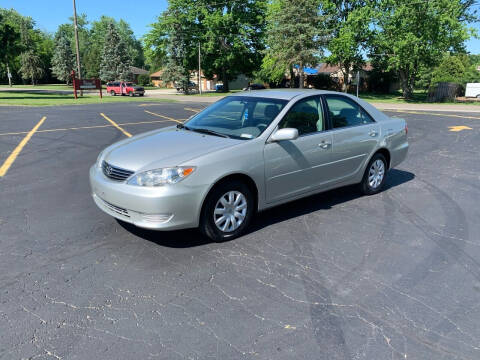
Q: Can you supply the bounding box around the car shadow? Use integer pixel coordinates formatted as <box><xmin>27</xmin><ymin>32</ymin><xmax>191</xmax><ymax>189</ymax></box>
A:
<box><xmin>118</xmin><ymin>169</ymin><xmax>415</xmax><ymax>248</ymax></box>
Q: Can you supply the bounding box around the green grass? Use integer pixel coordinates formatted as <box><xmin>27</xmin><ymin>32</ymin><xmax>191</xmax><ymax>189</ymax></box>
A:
<box><xmin>0</xmin><ymin>91</ymin><xmax>176</xmax><ymax>106</ymax></box>
<box><xmin>359</xmin><ymin>90</ymin><xmax>480</xmax><ymax>105</ymax></box>
<box><xmin>0</xmin><ymin>83</ymin><xmax>160</xmax><ymax>91</ymax></box>
<box><xmin>359</xmin><ymin>90</ymin><xmax>428</xmax><ymax>103</ymax></box>
<box><xmin>1</xmin><ymin>84</ymin><xmax>75</xmax><ymax>91</ymax></box>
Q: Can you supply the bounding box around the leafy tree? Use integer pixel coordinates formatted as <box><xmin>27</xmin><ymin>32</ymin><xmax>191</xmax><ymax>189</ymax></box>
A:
<box><xmin>370</xmin><ymin>0</ymin><xmax>477</xmax><ymax>99</ymax></box>
<box><xmin>428</xmin><ymin>53</ymin><xmax>480</xmax><ymax>87</ymax></box>
<box><xmin>160</xmin><ymin>4</ymin><xmax>195</xmax><ymax>94</ymax></box>
<box><xmin>19</xmin><ymin>50</ymin><xmax>44</xmax><ymax>84</ymax></box>
<box><xmin>51</xmin><ymin>34</ymin><xmax>75</xmax><ymax>84</ymax></box>
<box><xmin>99</xmin><ymin>23</ymin><xmax>132</xmax><ymax>82</ymax></box>
<box><xmin>322</xmin><ymin>0</ymin><xmax>373</xmax><ymax>92</ymax></box>
<box><xmin>143</xmin><ymin>18</ymin><xmax>169</xmax><ymax>71</ymax></box>
<box><xmin>256</xmin><ymin>53</ymin><xmax>288</xmax><ymax>87</ymax></box>
<box><xmin>263</xmin><ymin>0</ymin><xmax>325</xmax><ymax>88</ymax></box>
<box><xmin>199</xmin><ymin>0</ymin><xmax>267</xmax><ymax>92</ymax></box>
<box><xmin>0</xmin><ymin>12</ymin><xmax>21</xmax><ymax>86</ymax></box>
<box><xmin>0</xmin><ymin>8</ymin><xmax>52</xmax><ymax>84</ymax></box>
<box><xmin>146</xmin><ymin>0</ymin><xmax>267</xmax><ymax>93</ymax></box>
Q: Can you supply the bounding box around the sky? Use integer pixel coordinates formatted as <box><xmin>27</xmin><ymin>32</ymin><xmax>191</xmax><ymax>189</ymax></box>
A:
<box><xmin>0</xmin><ymin>0</ymin><xmax>169</xmax><ymax>39</ymax></box>
<box><xmin>2</xmin><ymin>0</ymin><xmax>480</xmax><ymax>53</ymax></box>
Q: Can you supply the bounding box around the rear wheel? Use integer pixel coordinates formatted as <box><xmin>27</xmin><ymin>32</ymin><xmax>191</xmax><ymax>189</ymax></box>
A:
<box><xmin>110</xmin><ymin>90</ymin><xmax>116</xmax><ymax>96</ymax></box>
<box><xmin>200</xmin><ymin>180</ymin><xmax>254</xmax><ymax>242</ymax></box>
<box><xmin>129</xmin><ymin>91</ymin><xmax>134</xmax><ymax>97</ymax></box>
<box><xmin>360</xmin><ymin>153</ymin><xmax>387</xmax><ymax>195</ymax></box>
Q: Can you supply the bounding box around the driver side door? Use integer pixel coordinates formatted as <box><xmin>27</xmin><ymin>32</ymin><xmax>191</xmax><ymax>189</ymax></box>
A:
<box><xmin>264</xmin><ymin>96</ymin><xmax>333</xmax><ymax>204</ymax></box>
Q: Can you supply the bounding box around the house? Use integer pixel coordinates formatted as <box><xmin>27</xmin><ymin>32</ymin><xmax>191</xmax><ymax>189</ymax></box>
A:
<box><xmin>129</xmin><ymin>66</ymin><xmax>149</xmax><ymax>82</ymax></box>
<box><xmin>149</xmin><ymin>70</ymin><xmax>174</xmax><ymax>88</ymax></box>
<box><xmin>315</xmin><ymin>63</ymin><xmax>373</xmax><ymax>87</ymax></box>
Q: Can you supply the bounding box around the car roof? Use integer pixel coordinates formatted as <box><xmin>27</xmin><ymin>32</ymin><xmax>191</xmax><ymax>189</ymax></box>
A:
<box><xmin>231</xmin><ymin>89</ymin><xmax>342</xmax><ymax>101</ymax></box>
<box><xmin>228</xmin><ymin>89</ymin><xmax>391</xmax><ymax>122</ymax></box>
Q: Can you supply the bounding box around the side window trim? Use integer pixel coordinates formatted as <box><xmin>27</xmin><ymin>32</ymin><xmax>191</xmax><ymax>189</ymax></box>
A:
<box><xmin>278</xmin><ymin>95</ymin><xmax>325</xmax><ymax>137</ymax></box>
<box><xmin>322</xmin><ymin>94</ymin><xmax>376</xmax><ymax>131</ymax></box>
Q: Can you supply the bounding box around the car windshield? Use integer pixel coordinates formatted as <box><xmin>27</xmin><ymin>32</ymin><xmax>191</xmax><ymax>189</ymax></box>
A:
<box><xmin>184</xmin><ymin>96</ymin><xmax>287</xmax><ymax>140</ymax></box>
<box><xmin>126</xmin><ymin>83</ymin><xmax>135</xmax><ymax>86</ymax></box>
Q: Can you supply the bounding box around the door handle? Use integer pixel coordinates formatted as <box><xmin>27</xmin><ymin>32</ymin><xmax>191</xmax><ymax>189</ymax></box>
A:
<box><xmin>318</xmin><ymin>141</ymin><xmax>331</xmax><ymax>149</ymax></box>
<box><xmin>369</xmin><ymin>130</ymin><xmax>378</xmax><ymax>137</ymax></box>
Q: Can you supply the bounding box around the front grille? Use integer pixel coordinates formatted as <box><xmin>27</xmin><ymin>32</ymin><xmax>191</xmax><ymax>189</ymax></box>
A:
<box><xmin>101</xmin><ymin>198</ymin><xmax>130</xmax><ymax>217</ymax></box>
<box><xmin>102</xmin><ymin>161</ymin><xmax>134</xmax><ymax>181</ymax></box>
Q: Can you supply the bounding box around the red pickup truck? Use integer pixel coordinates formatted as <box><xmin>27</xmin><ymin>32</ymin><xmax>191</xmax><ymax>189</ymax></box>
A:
<box><xmin>106</xmin><ymin>81</ymin><xmax>145</xmax><ymax>97</ymax></box>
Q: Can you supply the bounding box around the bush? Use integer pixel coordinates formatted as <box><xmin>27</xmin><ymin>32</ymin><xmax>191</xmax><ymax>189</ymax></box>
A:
<box><xmin>137</xmin><ymin>74</ymin><xmax>151</xmax><ymax>86</ymax></box>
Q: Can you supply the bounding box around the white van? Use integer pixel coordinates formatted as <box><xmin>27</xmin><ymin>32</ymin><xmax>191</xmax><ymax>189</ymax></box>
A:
<box><xmin>465</xmin><ymin>83</ymin><xmax>480</xmax><ymax>98</ymax></box>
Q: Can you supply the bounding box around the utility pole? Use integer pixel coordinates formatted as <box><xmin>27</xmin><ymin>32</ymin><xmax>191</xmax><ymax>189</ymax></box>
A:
<box><xmin>356</xmin><ymin>70</ymin><xmax>360</xmax><ymax>98</ymax></box>
<box><xmin>72</xmin><ymin>0</ymin><xmax>83</xmax><ymax>96</ymax></box>
<box><xmin>198</xmin><ymin>42</ymin><xmax>202</xmax><ymax>94</ymax></box>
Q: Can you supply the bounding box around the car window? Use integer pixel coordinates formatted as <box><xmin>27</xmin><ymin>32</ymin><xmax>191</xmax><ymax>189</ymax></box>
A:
<box><xmin>278</xmin><ymin>96</ymin><xmax>324</xmax><ymax>135</ymax></box>
<box><xmin>186</xmin><ymin>96</ymin><xmax>288</xmax><ymax>139</ymax></box>
<box><xmin>325</xmin><ymin>96</ymin><xmax>374</xmax><ymax>129</ymax></box>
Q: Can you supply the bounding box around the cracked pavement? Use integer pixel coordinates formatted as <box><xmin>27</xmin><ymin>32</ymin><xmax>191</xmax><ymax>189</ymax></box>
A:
<box><xmin>0</xmin><ymin>102</ymin><xmax>479</xmax><ymax>359</ymax></box>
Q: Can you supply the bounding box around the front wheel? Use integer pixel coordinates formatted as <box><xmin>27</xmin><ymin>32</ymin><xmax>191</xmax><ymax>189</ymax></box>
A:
<box><xmin>110</xmin><ymin>90</ymin><xmax>116</xmax><ymax>96</ymax></box>
<box><xmin>200</xmin><ymin>180</ymin><xmax>254</xmax><ymax>242</ymax></box>
<box><xmin>129</xmin><ymin>91</ymin><xmax>134</xmax><ymax>97</ymax></box>
<box><xmin>360</xmin><ymin>153</ymin><xmax>387</xmax><ymax>195</ymax></box>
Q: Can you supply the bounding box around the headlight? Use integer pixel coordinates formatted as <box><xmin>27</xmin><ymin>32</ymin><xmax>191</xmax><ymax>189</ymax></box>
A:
<box><xmin>127</xmin><ymin>167</ymin><xmax>195</xmax><ymax>187</ymax></box>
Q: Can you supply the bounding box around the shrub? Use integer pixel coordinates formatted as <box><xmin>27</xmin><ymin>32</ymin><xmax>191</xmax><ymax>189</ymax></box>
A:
<box><xmin>137</xmin><ymin>74</ymin><xmax>151</xmax><ymax>86</ymax></box>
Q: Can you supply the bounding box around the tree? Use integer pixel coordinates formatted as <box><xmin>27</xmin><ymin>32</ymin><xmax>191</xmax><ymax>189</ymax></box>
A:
<box><xmin>99</xmin><ymin>23</ymin><xmax>132</xmax><ymax>82</ymax></box>
<box><xmin>263</xmin><ymin>0</ymin><xmax>325</xmax><ymax>88</ymax></box>
<box><xmin>370</xmin><ymin>0</ymin><xmax>477</xmax><ymax>99</ymax></box>
<box><xmin>143</xmin><ymin>17</ymin><xmax>169</xmax><ymax>71</ymax></box>
<box><xmin>322</xmin><ymin>0</ymin><xmax>373</xmax><ymax>92</ymax></box>
<box><xmin>19</xmin><ymin>50</ymin><xmax>44</xmax><ymax>85</ymax></box>
<box><xmin>84</xmin><ymin>16</ymin><xmax>144</xmax><ymax>78</ymax></box>
<box><xmin>199</xmin><ymin>0</ymin><xmax>267</xmax><ymax>92</ymax></box>
<box><xmin>0</xmin><ymin>12</ymin><xmax>21</xmax><ymax>86</ymax></box>
<box><xmin>429</xmin><ymin>53</ymin><xmax>480</xmax><ymax>87</ymax></box>
<box><xmin>51</xmin><ymin>34</ymin><xmax>75</xmax><ymax>84</ymax></box>
<box><xmin>159</xmin><ymin>4</ymin><xmax>196</xmax><ymax>94</ymax></box>
<box><xmin>256</xmin><ymin>53</ymin><xmax>289</xmax><ymax>87</ymax></box>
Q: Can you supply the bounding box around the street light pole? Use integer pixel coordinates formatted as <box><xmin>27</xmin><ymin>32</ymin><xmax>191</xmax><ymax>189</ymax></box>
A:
<box><xmin>198</xmin><ymin>42</ymin><xmax>202</xmax><ymax>95</ymax></box>
<box><xmin>72</xmin><ymin>0</ymin><xmax>83</xmax><ymax>96</ymax></box>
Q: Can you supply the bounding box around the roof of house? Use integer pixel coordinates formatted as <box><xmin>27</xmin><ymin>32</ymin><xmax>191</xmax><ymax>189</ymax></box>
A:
<box><xmin>150</xmin><ymin>70</ymin><xmax>163</xmax><ymax>77</ymax></box>
<box><xmin>316</xmin><ymin>63</ymin><xmax>373</xmax><ymax>74</ymax></box>
<box><xmin>130</xmin><ymin>66</ymin><xmax>149</xmax><ymax>75</ymax></box>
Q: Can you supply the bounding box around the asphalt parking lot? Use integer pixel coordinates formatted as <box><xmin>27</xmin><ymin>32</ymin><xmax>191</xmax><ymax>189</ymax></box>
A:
<box><xmin>0</xmin><ymin>101</ymin><xmax>479</xmax><ymax>360</ymax></box>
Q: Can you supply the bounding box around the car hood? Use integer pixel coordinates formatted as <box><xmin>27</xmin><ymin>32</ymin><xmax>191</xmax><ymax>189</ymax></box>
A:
<box><xmin>104</xmin><ymin>127</ymin><xmax>242</xmax><ymax>172</ymax></box>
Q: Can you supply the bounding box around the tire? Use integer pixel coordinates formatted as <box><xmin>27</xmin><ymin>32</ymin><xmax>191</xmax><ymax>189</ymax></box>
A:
<box><xmin>360</xmin><ymin>153</ymin><xmax>387</xmax><ymax>195</ymax></box>
<box><xmin>200</xmin><ymin>180</ymin><xmax>254</xmax><ymax>242</ymax></box>
<box><xmin>129</xmin><ymin>91</ymin><xmax>134</xmax><ymax>97</ymax></box>
<box><xmin>110</xmin><ymin>90</ymin><xmax>116</xmax><ymax>96</ymax></box>
<box><xmin>139</xmin><ymin>93</ymin><xmax>144</xmax><ymax>97</ymax></box>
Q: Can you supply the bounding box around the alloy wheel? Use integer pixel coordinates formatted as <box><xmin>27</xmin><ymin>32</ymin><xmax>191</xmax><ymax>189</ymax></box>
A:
<box><xmin>368</xmin><ymin>159</ymin><xmax>385</xmax><ymax>189</ymax></box>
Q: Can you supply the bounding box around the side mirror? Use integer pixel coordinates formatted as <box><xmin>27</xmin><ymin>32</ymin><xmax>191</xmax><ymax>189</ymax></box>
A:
<box><xmin>270</xmin><ymin>128</ymin><xmax>299</xmax><ymax>142</ymax></box>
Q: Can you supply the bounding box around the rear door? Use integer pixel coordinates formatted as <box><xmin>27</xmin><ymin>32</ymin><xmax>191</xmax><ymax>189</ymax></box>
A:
<box><xmin>323</xmin><ymin>95</ymin><xmax>380</xmax><ymax>182</ymax></box>
<box><xmin>264</xmin><ymin>96</ymin><xmax>333</xmax><ymax>203</ymax></box>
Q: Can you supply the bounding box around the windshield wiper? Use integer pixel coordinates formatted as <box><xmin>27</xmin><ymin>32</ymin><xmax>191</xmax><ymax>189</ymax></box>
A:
<box><xmin>190</xmin><ymin>128</ymin><xmax>230</xmax><ymax>138</ymax></box>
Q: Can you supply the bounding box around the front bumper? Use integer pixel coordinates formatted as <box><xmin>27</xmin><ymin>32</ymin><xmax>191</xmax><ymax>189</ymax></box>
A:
<box><xmin>89</xmin><ymin>165</ymin><xmax>208</xmax><ymax>230</ymax></box>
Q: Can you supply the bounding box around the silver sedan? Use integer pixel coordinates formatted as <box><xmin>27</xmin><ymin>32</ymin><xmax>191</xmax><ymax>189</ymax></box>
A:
<box><xmin>90</xmin><ymin>90</ymin><xmax>408</xmax><ymax>241</ymax></box>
